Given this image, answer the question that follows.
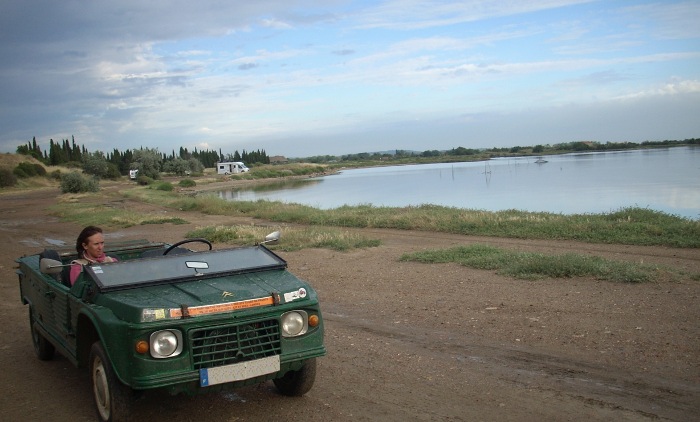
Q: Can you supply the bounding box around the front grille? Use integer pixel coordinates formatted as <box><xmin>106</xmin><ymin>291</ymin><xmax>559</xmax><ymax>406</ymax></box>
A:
<box><xmin>190</xmin><ymin>320</ymin><xmax>281</xmax><ymax>369</ymax></box>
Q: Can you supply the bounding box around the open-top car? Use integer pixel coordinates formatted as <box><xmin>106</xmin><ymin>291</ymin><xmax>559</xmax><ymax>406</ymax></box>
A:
<box><xmin>16</xmin><ymin>233</ymin><xmax>325</xmax><ymax>422</ymax></box>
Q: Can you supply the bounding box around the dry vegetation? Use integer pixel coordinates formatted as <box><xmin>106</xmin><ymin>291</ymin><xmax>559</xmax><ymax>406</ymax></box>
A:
<box><xmin>0</xmin><ymin>152</ymin><xmax>42</xmax><ymax>169</ymax></box>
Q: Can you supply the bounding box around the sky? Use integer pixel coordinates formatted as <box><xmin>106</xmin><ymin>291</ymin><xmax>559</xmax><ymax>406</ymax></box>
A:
<box><xmin>0</xmin><ymin>1</ymin><xmax>698</xmax><ymax>158</ymax></box>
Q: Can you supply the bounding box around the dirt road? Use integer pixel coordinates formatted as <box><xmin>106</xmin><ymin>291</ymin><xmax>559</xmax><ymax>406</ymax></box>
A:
<box><xmin>1</xmin><ymin>185</ymin><xmax>698</xmax><ymax>421</ymax></box>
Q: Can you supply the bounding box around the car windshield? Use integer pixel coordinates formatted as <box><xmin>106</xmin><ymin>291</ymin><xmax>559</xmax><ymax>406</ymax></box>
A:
<box><xmin>85</xmin><ymin>246</ymin><xmax>286</xmax><ymax>292</ymax></box>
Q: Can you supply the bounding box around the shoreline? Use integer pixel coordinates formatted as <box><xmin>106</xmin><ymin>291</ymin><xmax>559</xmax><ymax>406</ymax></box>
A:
<box><xmin>181</xmin><ymin>170</ymin><xmax>339</xmax><ymax>194</ymax></box>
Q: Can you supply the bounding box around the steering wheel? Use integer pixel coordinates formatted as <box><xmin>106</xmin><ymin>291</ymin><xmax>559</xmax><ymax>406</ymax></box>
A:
<box><xmin>163</xmin><ymin>238</ymin><xmax>213</xmax><ymax>255</ymax></box>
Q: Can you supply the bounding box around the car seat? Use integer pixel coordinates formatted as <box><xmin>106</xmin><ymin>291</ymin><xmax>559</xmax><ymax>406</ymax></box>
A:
<box><xmin>39</xmin><ymin>249</ymin><xmax>71</xmax><ymax>287</ymax></box>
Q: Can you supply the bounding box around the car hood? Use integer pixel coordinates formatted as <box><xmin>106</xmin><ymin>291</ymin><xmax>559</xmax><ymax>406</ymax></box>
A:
<box><xmin>94</xmin><ymin>269</ymin><xmax>316</xmax><ymax>323</ymax></box>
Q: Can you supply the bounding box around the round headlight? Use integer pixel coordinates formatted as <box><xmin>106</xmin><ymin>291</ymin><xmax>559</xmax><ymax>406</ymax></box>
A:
<box><xmin>150</xmin><ymin>330</ymin><xmax>183</xmax><ymax>358</ymax></box>
<box><xmin>281</xmin><ymin>311</ymin><xmax>308</xmax><ymax>337</ymax></box>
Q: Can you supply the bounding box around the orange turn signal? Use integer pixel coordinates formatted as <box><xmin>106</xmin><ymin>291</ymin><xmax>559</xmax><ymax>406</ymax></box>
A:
<box><xmin>135</xmin><ymin>340</ymin><xmax>149</xmax><ymax>354</ymax></box>
<box><xmin>308</xmin><ymin>314</ymin><xmax>319</xmax><ymax>327</ymax></box>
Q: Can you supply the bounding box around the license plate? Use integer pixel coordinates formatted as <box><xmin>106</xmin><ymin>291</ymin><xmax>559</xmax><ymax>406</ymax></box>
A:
<box><xmin>199</xmin><ymin>355</ymin><xmax>280</xmax><ymax>387</ymax></box>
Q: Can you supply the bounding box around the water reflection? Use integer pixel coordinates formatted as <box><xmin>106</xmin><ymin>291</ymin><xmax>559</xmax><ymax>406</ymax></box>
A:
<box><xmin>216</xmin><ymin>147</ymin><xmax>700</xmax><ymax>219</ymax></box>
<box><xmin>482</xmin><ymin>162</ymin><xmax>492</xmax><ymax>187</ymax></box>
<box><xmin>218</xmin><ymin>179</ymin><xmax>321</xmax><ymax>201</ymax></box>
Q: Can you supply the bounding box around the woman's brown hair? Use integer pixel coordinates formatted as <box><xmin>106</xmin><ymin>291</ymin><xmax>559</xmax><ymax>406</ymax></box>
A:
<box><xmin>76</xmin><ymin>225</ymin><xmax>103</xmax><ymax>254</ymax></box>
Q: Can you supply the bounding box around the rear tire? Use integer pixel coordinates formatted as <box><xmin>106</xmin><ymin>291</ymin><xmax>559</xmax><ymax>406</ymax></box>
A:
<box><xmin>273</xmin><ymin>358</ymin><xmax>317</xmax><ymax>396</ymax></box>
<box><xmin>90</xmin><ymin>341</ymin><xmax>133</xmax><ymax>422</ymax></box>
<box><xmin>29</xmin><ymin>308</ymin><xmax>55</xmax><ymax>360</ymax></box>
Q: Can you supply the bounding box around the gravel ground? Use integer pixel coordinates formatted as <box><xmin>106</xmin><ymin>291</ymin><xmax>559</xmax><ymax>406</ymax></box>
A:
<box><xmin>1</xmin><ymin>181</ymin><xmax>698</xmax><ymax>421</ymax></box>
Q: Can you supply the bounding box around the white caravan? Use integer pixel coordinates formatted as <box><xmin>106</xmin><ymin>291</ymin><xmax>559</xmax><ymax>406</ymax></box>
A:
<box><xmin>217</xmin><ymin>161</ymin><xmax>249</xmax><ymax>175</ymax></box>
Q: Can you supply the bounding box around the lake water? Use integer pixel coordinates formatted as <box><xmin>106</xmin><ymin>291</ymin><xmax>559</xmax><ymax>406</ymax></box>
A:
<box><xmin>217</xmin><ymin>147</ymin><xmax>700</xmax><ymax>220</ymax></box>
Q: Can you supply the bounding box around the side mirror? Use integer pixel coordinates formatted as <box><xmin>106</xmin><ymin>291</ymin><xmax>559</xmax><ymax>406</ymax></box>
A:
<box><xmin>40</xmin><ymin>258</ymin><xmax>65</xmax><ymax>274</ymax></box>
<box><xmin>261</xmin><ymin>231</ymin><xmax>280</xmax><ymax>245</ymax></box>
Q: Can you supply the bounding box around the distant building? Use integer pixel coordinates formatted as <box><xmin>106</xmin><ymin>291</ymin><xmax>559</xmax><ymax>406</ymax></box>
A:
<box><xmin>270</xmin><ymin>155</ymin><xmax>288</xmax><ymax>164</ymax></box>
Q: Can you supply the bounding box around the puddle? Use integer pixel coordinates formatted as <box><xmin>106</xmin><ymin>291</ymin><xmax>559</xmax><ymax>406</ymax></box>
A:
<box><xmin>45</xmin><ymin>238</ymin><xmax>66</xmax><ymax>246</ymax></box>
<box><xmin>19</xmin><ymin>238</ymin><xmax>67</xmax><ymax>247</ymax></box>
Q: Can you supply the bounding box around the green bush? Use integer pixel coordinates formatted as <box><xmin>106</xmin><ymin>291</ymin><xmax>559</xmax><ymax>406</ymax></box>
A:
<box><xmin>154</xmin><ymin>182</ymin><xmax>173</xmax><ymax>191</ymax></box>
<box><xmin>32</xmin><ymin>163</ymin><xmax>47</xmax><ymax>176</ymax></box>
<box><xmin>136</xmin><ymin>175</ymin><xmax>153</xmax><ymax>186</ymax></box>
<box><xmin>49</xmin><ymin>170</ymin><xmax>62</xmax><ymax>180</ymax></box>
<box><xmin>0</xmin><ymin>168</ymin><xmax>18</xmax><ymax>187</ymax></box>
<box><xmin>60</xmin><ymin>172</ymin><xmax>100</xmax><ymax>193</ymax></box>
<box><xmin>82</xmin><ymin>153</ymin><xmax>121</xmax><ymax>180</ymax></box>
<box><xmin>17</xmin><ymin>162</ymin><xmax>37</xmax><ymax>177</ymax></box>
<box><xmin>105</xmin><ymin>163</ymin><xmax>122</xmax><ymax>179</ymax></box>
<box><xmin>13</xmin><ymin>166</ymin><xmax>29</xmax><ymax>178</ymax></box>
<box><xmin>178</xmin><ymin>179</ymin><xmax>196</xmax><ymax>187</ymax></box>
<box><xmin>12</xmin><ymin>162</ymin><xmax>46</xmax><ymax>178</ymax></box>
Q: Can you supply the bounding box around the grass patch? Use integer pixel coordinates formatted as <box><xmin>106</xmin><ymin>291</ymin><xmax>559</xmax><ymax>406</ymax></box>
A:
<box><xmin>50</xmin><ymin>196</ymin><xmax>188</xmax><ymax>228</ymax></box>
<box><xmin>400</xmin><ymin>244</ymin><xmax>665</xmax><ymax>283</ymax></box>
<box><xmin>168</xmin><ymin>195</ymin><xmax>698</xmax><ymax>248</ymax></box>
<box><xmin>107</xmin><ymin>186</ymin><xmax>700</xmax><ymax>249</ymax></box>
<box><xmin>152</xmin><ymin>181</ymin><xmax>174</xmax><ymax>191</ymax></box>
<box><xmin>179</xmin><ymin>179</ymin><xmax>196</xmax><ymax>188</ymax></box>
<box><xmin>186</xmin><ymin>225</ymin><xmax>380</xmax><ymax>251</ymax></box>
<box><xmin>141</xmin><ymin>217</ymin><xmax>187</xmax><ymax>225</ymax></box>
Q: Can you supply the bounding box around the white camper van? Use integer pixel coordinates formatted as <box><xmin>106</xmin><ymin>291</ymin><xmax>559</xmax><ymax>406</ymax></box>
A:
<box><xmin>217</xmin><ymin>161</ymin><xmax>249</xmax><ymax>175</ymax></box>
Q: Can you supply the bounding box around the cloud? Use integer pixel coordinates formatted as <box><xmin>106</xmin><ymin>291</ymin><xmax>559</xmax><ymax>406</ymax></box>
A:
<box><xmin>558</xmin><ymin>70</ymin><xmax>633</xmax><ymax>87</ymax></box>
<box><xmin>623</xmin><ymin>1</ymin><xmax>700</xmax><ymax>40</ymax></box>
<box><xmin>356</xmin><ymin>0</ymin><xmax>597</xmax><ymax>30</ymax></box>
<box><xmin>238</xmin><ymin>63</ymin><xmax>260</xmax><ymax>70</ymax></box>
<box><xmin>616</xmin><ymin>78</ymin><xmax>700</xmax><ymax>99</ymax></box>
<box><xmin>0</xmin><ymin>1</ymin><xmax>697</xmax><ymax>158</ymax></box>
<box><xmin>260</xmin><ymin>18</ymin><xmax>294</xmax><ymax>30</ymax></box>
<box><xmin>332</xmin><ymin>49</ymin><xmax>356</xmax><ymax>56</ymax></box>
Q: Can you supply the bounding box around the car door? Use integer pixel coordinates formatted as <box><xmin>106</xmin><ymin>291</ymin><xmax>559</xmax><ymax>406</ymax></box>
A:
<box><xmin>41</xmin><ymin>278</ymin><xmax>75</xmax><ymax>352</ymax></box>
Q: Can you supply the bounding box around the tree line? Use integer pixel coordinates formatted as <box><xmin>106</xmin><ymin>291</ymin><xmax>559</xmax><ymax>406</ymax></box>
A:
<box><xmin>16</xmin><ymin>135</ymin><xmax>698</xmax><ymax>172</ymax></box>
<box><xmin>300</xmin><ymin>138</ymin><xmax>699</xmax><ymax>163</ymax></box>
<box><xmin>16</xmin><ymin>136</ymin><xmax>270</xmax><ymax>179</ymax></box>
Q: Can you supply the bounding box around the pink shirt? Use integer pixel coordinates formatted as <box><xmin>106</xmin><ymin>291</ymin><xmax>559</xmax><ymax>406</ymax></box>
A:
<box><xmin>69</xmin><ymin>253</ymin><xmax>117</xmax><ymax>285</ymax></box>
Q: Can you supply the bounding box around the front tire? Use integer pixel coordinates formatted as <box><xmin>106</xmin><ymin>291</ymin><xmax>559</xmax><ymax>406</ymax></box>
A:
<box><xmin>273</xmin><ymin>358</ymin><xmax>317</xmax><ymax>396</ymax></box>
<box><xmin>29</xmin><ymin>308</ymin><xmax>55</xmax><ymax>360</ymax></box>
<box><xmin>90</xmin><ymin>342</ymin><xmax>133</xmax><ymax>422</ymax></box>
